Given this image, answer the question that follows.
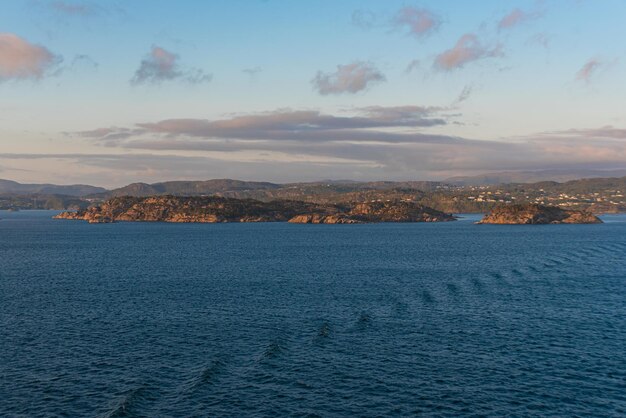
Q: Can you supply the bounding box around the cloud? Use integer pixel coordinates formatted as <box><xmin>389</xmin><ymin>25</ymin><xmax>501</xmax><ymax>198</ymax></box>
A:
<box><xmin>242</xmin><ymin>66</ymin><xmax>262</xmax><ymax>77</ymax></box>
<box><xmin>69</xmin><ymin>54</ymin><xmax>98</xmax><ymax>70</ymax></box>
<box><xmin>575</xmin><ymin>58</ymin><xmax>601</xmax><ymax>82</ymax></box>
<box><xmin>405</xmin><ymin>59</ymin><xmax>420</xmax><ymax>73</ymax></box>
<box><xmin>42</xmin><ymin>0</ymin><xmax>127</xmax><ymax>22</ymax></box>
<box><xmin>352</xmin><ymin>9</ymin><xmax>376</xmax><ymax>29</ymax></box>
<box><xmin>541</xmin><ymin>126</ymin><xmax>626</xmax><ymax>140</ymax></box>
<box><xmin>28</xmin><ymin>125</ymin><xmax>626</xmax><ymax>183</ymax></box>
<box><xmin>455</xmin><ymin>86</ymin><xmax>473</xmax><ymax>103</ymax></box>
<box><xmin>0</xmin><ymin>152</ymin><xmax>381</xmax><ymax>186</ymax></box>
<box><xmin>131</xmin><ymin>46</ymin><xmax>179</xmax><ymax>83</ymax></box>
<box><xmin>312</xmin><ymin>61</ymin><xmax>385</xmax><ymax>95</ymax></box>
<box><xmin>65</xmin><ymin>105</ymin><xmax>626</xmax><ymax>183</ymax></box>
<box><xmin>49</xmin><ymin>1</ymin><xmax>96</xmax><ymax>16</ymax></box>
<box><xmin>498</xmin><ymin>8</ymin><xmax>540</xmax><ymax>31</ymax></box>
<box><xmin>356</xmin><ymin>106</ymin><xmax>447</xmax><ymax>126</ymax></box>
<box><xmin>12</xmin><ymin>124</ymin><xmax>626</xmax><ymax>184</ymax></box>
<box><xmin>74</xmin><ymin>107</ymin><xmax>453</xmax><ymax>146</ymax></box>
<box><xmin>527</xmin><ymin>32</ymin><xmax>551</xmax><ymax>49</ymax></box>
<box><xmin>392</xmin><ymin>7</ymin><xmax>440</xmax><ymax>38</ymax></box>
<box><xmin>72</xmin><ymin>127</ymin><xmax>143</xmax><ymax>141</ymax></box>
<box><xmin>434</xmin><ymin>34</ymin><xmax>501</xmax><ymax>71</ymax></box>
<box><xmin>131</xmin><ymin>46</ymin><xmax>212</xmax><ymax>85</ymax></box>
<box><xmin>0</xmin><ymin>33</ymin><xmax>62</xmax><ymax>81</ymax></box>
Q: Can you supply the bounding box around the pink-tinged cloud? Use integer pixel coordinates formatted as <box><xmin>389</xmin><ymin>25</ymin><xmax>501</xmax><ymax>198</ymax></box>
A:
<box><xmin>576</xmin><ymin>59</ymin><xmax>601</xmax><ymax>82</ymax></box>
<box><xmin>499</xmin><ymin>9</ymin><xmax>523</xmax><ymax>30</ymax></box>
<box><xmin>0</xmin><ymin>33</ymin><xmax>61</xmax><ymax>81</ymax></box>
<box><xmin>131</xmin><ymin>45</ymin><xmax>212</xmax><ymax>85</ymax></box>
<box><xmin>434</xmin><ymin>34</ymin><xmax>501</xmax><ymax>71</ymax></box>
<box><xmin>132</xmin><ymin>46</ymin><xmax>179</xmax><ymax>83</ymax></box>
<box><xmin>498</xmin><ymin>8</ymin><xmax>541</xmax><ymax>31</ymax></box>
<box><xmin>312</xmin><ymin>61</ymin><xmax>385</xmax><ymax>95</ymax></box>
<box><xmin>50</xmin><ymin>1</ymin><xmax>94</xmax><ymax>16</ymax></box>
<box><xmin>393</xmin><ymin>7</ymin><xmax>440</xmax><ymax>37</ymax></box>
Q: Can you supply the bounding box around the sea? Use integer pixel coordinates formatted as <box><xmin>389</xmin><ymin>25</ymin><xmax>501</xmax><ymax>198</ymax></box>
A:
<box><xmin>1</xmin><ymin>210</ymin><xmax>625</xmax><ymax>417</ymax></box>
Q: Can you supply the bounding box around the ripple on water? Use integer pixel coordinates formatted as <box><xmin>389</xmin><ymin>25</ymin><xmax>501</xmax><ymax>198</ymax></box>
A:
<box><xmin>260</xmin><ymin>340</ymin><xmax>285</xmax><ymax>361</ymax></box>
<box><xmin>103</xmin><ymin>386</ymin><xmax>152</xmax><ymax>418</ymax></box>
<box><xmin>180</xmin><ymin>358</ymin><xmax>227</xmax><ymax>394</ymax></box>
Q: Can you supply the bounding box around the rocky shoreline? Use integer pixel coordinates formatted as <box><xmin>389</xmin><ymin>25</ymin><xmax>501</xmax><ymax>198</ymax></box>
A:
<box><xmin>53</xmin><ymin>196</ymin><xmax>456</xmax><ymax>224</ymax></box>
<box><xmin>477</xmin><ymin>204</ymin><xmax>602</xmax><ymax>224</ymax></box>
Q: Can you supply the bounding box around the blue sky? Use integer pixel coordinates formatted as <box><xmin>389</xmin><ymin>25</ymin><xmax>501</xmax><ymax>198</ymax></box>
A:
<box><xmin>1</xmin><ymin>0</ymin><xmax>625</xmax><ymax>186</ymax></box>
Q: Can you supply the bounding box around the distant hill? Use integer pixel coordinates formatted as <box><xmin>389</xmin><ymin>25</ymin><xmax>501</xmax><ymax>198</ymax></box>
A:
<box><xmin>0</xmin><ymin>179</ymin><xmax>107</xmax><ymax>197</ymax></box>
<box><xmin>512</xmin><ymin>176</ymin><xmax>626</xmax><ymax>194</ymax></box>
<box><xmin>98</xmin><ymin>179</ymin><xmax>449</xmax><ymax>198</ymax></box>
<box><xmin>99</xmin><ymin>179</ymin><xmax>282</xmax><ymax>198</ymax></box>
<box><xmin>445</xmin><ymin>169</ymin><xmax>626</xmax><ymax>185</ymax></box>
<box><xmin>2</xmin><ymin>175</ymin><xmax>625</xmax><ymax>212</ymax></box>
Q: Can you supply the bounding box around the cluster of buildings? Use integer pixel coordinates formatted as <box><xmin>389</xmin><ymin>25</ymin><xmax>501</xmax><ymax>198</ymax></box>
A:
<box><xmin>463</xmin><ymin>186</ymin><xmax>626</xmax><ymax>211</ymax></box>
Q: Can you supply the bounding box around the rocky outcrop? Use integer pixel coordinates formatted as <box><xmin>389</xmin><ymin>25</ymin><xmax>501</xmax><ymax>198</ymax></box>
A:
<box><xmin>287</xmin><ymin>214</ymin><xmax>362</xmax><ymax>224</ymax></box>
<box><xmin>54</xmin><ymin>196</ymin><xmax>456</xmax><ymax>224</ymax></box>
<box><xmin>348</xmin><ymin>201</ymin><xmax>456</xmax><ymax>222</ymax></box>
<box><xmin>477</xmin><ymin>204</ymin><xmax>602</xmax><ymax>224</ymax></box>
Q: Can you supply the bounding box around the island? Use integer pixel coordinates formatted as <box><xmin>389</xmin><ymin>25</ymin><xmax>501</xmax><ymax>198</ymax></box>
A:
<box><xmin>477</xmin><ymin>204</ymin><xmax>602</xmax><ymax>224</ymax></box>
<box><xmin>53</xmin><ymin>196</ymin><xmax>456</xmax><ymax>224</ymax></box>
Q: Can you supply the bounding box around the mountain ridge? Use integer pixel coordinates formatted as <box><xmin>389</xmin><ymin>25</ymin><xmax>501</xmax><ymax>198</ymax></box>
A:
<box><xmin>445</xmin><ymin>169</ymin><xmax>626</xmax><ymax>185</ymax></box>
<box><xmin>0</xmin><ymin>179</ymin><xmax>107</xmax><ymax>197</ymax></box>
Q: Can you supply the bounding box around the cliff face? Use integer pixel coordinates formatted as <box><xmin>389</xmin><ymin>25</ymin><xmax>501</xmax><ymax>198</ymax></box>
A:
<box><xmin>478</xmin><ymin>204</ymin><xmax>602</xmax><ymax>224</ymax></box>
<box><xmin>54</xmin><ymin>196</ymin><xmax>456</xmax><ymax>224</ymax></box>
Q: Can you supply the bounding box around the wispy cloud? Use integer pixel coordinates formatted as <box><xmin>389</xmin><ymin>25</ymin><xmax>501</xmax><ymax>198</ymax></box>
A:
<box><xmin>0</xmin><ymin>152</ymin><xmax>379</xmax><ymax>186</ymax></box>
<box><xmin>527</xmin><ymin>32</ymin><xmax>551</xmax><ymax>49</ymax></box>
<box><xmin>71</xmin><ymin>127</ymin><xmax>143</xmax><ymax>141</ymax></box>
<box><xmin>351</xmin><ymin>9</ymin><xmax>377</xmax><ymax>30</ymax></box>
<box><xmin>575</xmin><ymin>58</ymin><xmax>601</xmax><ymax>83</ymax></box>
<box><xmin>0</xmin><ymin>33</ymin><xmax>62</xmax><ymax>81</ymax></box>
<box><xmin>455</xmin><ymin>86</ymin><xmax>473</xmax><ymax>103</ymax></box>
<box><xmin>41</xmin><ymin>0</ymin><xmax>126</xmax><ymax>22</ymax></box>
<box><xmin>498</xmin><ymin>8</ymin><xmax>540</xmax><ymax>31</ymax></box>
<box><xmin>131</xmin><ymin>46</ymin><xmax>212</xmax><ymax>85</ymax></box>
<box><xmin>49</xmin><ymin>1</ymin><xmax>97</xmax><ymax>16</ymax></box>
<box><xmin>392</xmin><ymin>7</ymin><xmax>440</xmax><ymax>38</ymax></box>
<box><xmin>70</xmin><ymin>54</ymin><xmax>98</xmax><ymax>70</ymax></box>
<box><xmin>542</xmin><ymin>126</ymin><xmax>626</xmax><ymax>140</ymax></box>
<box><xmin>405</xmin><ymin>59</ymin><xmax>420</xmax><ymax>73</ymax></box>
<box><xmin>434</xmin><ymin>34</ymin><xmax>501</xmax><ymax>71</ymax></box>
<box><xmin>242</xmin><ymin>66</ymin><xmax>262</xmax><ymax>77</ymax></box>
<box><xmin>312</xmin><ymin>61</ymin><xmax>385</xmax><ymax>95</ymax></box>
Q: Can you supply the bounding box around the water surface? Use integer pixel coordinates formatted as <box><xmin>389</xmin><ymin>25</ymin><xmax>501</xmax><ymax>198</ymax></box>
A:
<box><xmin>1</xmin><ymin>211</ymin><xmax>625</xmax><ymax>416</ymax></box>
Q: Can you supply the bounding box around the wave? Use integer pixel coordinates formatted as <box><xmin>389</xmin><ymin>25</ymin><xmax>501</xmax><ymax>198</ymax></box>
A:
<box><xmin>181</xmin><ymin>358</ymin><xmax>227</xmax><ymax>394</ymax></box>
<box><xmin>101</xmin><ymin>386</ymin><xmax>150</xmax><ymax>418</ymax></box>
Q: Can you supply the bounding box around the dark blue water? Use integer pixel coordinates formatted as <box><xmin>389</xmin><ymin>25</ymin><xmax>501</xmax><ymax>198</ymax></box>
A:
<box><xmin>1</xmin><ymin>211</ymin><xmax>625</xmax><ymax>417</ymax></box>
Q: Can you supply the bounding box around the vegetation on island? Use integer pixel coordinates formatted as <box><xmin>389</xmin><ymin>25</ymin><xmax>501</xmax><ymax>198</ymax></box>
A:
<box><xmin>477</xmin><ymin>204</ymin><xmax>602</xmax><ymax>224</ymax></box>
<box><xmin>53</xmin><ymin>195</ymin><xmax>456</xmax><ymax>224</ymax></box>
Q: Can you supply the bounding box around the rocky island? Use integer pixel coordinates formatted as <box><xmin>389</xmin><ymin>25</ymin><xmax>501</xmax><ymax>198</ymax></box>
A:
<box><xmin>53</xmin><ymin>196</ymin><xmax>456</xmax><ymax>224</ymax></box>
<box><xmin>477</xmin><ymin>204</ymin><xmax>602</xmax><ymax>224</ymax></box>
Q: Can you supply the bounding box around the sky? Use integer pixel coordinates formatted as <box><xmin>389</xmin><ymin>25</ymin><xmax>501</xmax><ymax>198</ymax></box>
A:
<box><xmin>1</xmin><ymin>0</ymin><xmax>626</xmax><ymax>187</ymax></box>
